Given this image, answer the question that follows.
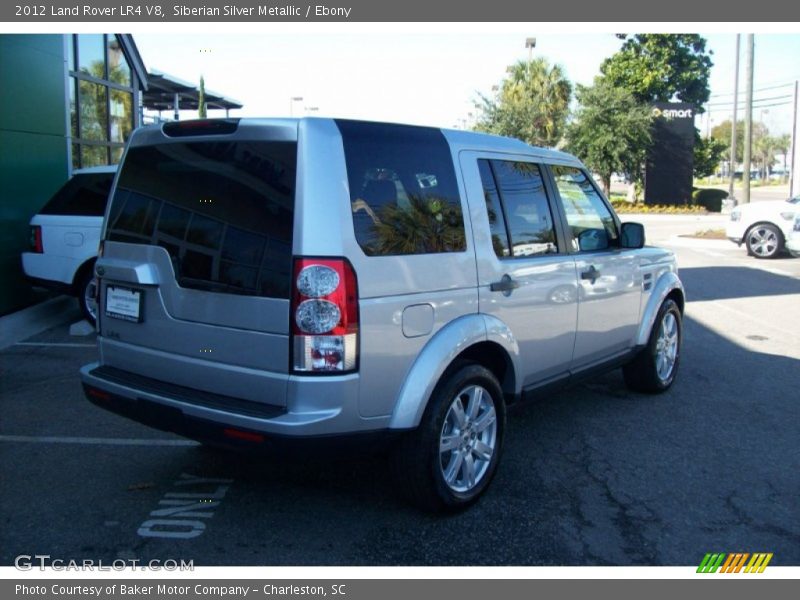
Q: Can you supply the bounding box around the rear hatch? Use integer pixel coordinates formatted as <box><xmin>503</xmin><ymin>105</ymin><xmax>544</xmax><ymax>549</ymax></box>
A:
<box><xmin>96</xmin><ymin>120</ymin><xmax>297</xmax><ymax>408</ymax></box>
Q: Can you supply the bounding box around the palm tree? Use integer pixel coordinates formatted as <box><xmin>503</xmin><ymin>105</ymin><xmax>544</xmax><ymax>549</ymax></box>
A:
<box><xmin>475</xmin><ymin>58</ymin><xmax>572</xmax><ymax>148</ymax></box>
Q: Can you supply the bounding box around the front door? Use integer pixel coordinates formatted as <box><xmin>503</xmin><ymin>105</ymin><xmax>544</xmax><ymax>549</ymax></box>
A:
<box><xmin>548</xmin><ymin>166</ymin><xmax>643</xmax><ymax>370</ymax></box>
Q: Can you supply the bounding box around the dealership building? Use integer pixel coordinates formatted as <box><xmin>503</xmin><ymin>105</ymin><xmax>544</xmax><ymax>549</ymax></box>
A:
<box><xmin>0</xmin><ymin>34</ymin><xmax>241</xmax><ymax>316</ymax></box>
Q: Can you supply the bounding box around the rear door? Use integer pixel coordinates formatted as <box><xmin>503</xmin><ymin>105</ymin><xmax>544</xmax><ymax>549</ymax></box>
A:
<box><xmin>460</xmin><ymin>152</ymin><xmax>578</xmax><ymax>387</ymax></box>
<box><xmin>96</xmin><ymin>121</ymin><xmax>297</xmax><ymax>407</ymax></box>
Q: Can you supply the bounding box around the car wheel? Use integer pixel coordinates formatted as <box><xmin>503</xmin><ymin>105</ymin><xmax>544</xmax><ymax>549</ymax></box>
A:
<box><xmin>745</xmin><ymin>223</ymin><xmax>783</xmax><ymax>259</ymax></box>
<box><xmin>623</xmin><ymin>299</ymin><xmax>682</xmax><ymax>394</ymax></box>
<box><xmin>392</xmin><ymin>363</ymin><xmax>506</xmax><ymax>512</ymax></box>
<box><xmin>77</xmin><ymin>268</ymin><xmax>98</xmax><ymax>326</ymax></box>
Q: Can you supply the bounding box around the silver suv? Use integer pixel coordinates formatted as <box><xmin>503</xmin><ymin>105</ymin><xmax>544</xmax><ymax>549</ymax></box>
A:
<box><xmin>81</xmin><ymin>118</ymin><xmax>684</xmax><ymax>511</ymax></box>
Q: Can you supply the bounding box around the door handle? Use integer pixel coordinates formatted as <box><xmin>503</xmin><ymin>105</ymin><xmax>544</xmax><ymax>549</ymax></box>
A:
<box><xmin>490</xmin><ymin>274</ymin><xmax>520</xmax><ymax>294</ymax></box>
<box><xmin>581</xmin><ymin>265</ymin><xmax>600</xmax><ymax>282</ymax></box>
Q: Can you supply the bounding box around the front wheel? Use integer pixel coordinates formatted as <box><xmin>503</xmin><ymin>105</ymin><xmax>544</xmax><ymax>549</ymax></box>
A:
<box><xmin>392</xmin><ymin>363</ymin><xmax>506</xmax><ymax>512</ymax></box>
<box><xmin>745</xmin><ymin>223</ymin><xmax>783</xmax><ymax>259</ymax></box>
<box><xmin>623</xmin><ymin>299</ymin><xmax>682</xmax><ymax>393</ymax></box>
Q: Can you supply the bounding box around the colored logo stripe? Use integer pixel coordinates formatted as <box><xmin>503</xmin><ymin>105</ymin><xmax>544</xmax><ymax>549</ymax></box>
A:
<box><xmin>697</xmin><ymin>552</ymin><xmax>773</xmax><ymax>573</ymax></box>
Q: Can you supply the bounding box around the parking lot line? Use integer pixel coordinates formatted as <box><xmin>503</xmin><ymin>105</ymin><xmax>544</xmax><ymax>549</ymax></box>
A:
<box><xmin>14</xmin><ymin>342</ymin><xmax>96</xmax><ymax>348</ymax></box>
<box><xmin>0</xmin><ymin>434</ymin><xmax>198</xmax><ymax>446</ymax></box>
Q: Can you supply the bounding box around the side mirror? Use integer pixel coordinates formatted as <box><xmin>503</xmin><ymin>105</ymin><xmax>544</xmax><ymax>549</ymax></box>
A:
<box><xmin>577</xmin><ymin>228</ymin><xmax>610</xmax><ymax>252</ymax></box>
<box><xmin>620</xmin><ymin>222</ymin><xmax>645</xmax><ymax>249</ymax></box>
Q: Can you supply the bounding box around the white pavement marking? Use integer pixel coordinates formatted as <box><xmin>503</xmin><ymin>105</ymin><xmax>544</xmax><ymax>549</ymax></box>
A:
<box><xmin>0</xmin><ymin>435</ymin><xmax>198</xmax><ymax>446</ymax></box>
<box><xmin>14</xmin><ymin>342</ymin><xmax>96</xmax><ymax>348</ymax></box>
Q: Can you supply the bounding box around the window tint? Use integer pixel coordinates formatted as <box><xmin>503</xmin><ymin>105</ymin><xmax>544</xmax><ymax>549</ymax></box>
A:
<box><xmin>488</xmin><ymin>160</ymin><xmax>557</xmax><ymax>258</ymax></box>
<box><xmin>39</xmin><ymin>172</ymin><xmax>114</xmax><ymax>216</ymax></box>
<box><xmin>477</xmin><ymin>160</ymin><xmax>511</xmax><ymax>258</ymax></box>
<box><xmin>338</xmin><ymin>120</ymin><xmax>466</xmax><ymax>256</ymax></box>
<box><xmin>551</xmin><ymin>166</ymin><xmax>618</xmax><ymax>252</ymax></box>
<box><xmin>107</xmin><ymin>141</ymin><xmax>296</xmax><ymax>299</ymax></box>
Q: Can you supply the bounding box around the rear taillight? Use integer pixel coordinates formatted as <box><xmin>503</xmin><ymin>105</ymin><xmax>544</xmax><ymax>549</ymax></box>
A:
<box><xmin>291</xmin><ymin>258</ymin><xmax>358</xmax><ymax>373</ymax></box>
<box><xmin>30</xmin><ymin>226</ymin><xmax>43</xmax><ymax>253</ymax></box>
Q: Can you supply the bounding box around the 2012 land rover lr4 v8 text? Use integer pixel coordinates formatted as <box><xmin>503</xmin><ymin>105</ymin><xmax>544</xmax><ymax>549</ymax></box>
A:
<box><xmin>81</xmin><ymin>118</ymin><xmax>684</xmax><ymax>511</ymax></box>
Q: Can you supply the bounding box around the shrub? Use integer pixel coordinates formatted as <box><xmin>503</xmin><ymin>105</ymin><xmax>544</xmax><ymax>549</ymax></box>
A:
<box><xmin>692</xmin><ymin>188</ymin><xmax>728</xmax><ymax>213</ymax></box>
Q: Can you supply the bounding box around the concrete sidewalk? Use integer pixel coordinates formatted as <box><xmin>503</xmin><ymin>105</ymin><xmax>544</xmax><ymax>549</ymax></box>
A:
<box><xmin>0</xmin><ymin>296</ymin><xmax>81</xmax><ymax>349</ymax></box>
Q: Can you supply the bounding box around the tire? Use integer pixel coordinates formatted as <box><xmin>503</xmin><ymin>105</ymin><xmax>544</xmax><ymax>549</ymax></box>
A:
<box><xmin>76</xmin><ymin>267</ymin><xmax>98</xmax><ymax>326</ymax></box>
<box><xmin>623</xmin><ymin>299</ymin><xmax>682</xmax><ymax>394</ymax></box>
<box><xmin>745</xmin><ymin>223</ymin><xmax>783</xmax><ymax>259</ymax></box>
<box><xmin>392</xmin><ymin>363</ymin><xmax>506</xmax><ymax>512</ymax></box>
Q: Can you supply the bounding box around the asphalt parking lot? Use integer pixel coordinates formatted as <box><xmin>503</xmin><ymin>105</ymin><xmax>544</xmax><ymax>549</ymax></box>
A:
<box><xmin>1</xmin><ymin>224</ymin><xmax>799</xmax><ymax>567</ymax></box>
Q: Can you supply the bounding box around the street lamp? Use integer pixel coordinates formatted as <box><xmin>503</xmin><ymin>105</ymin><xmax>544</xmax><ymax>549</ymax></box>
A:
<box><xmin>525</xmin><ymin>37</ymin><xmax>536</xmax><ymax>61</ymax></box>
<box><xmin>289</xmin><ymin>96</ymin><xmax>303</xmax><ymax>117</ymax></box>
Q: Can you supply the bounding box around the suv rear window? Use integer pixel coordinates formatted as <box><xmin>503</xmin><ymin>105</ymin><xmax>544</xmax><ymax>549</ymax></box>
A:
<box><xmin>40</xmin><ymin>172</ymin><xmax>114</xmax><ymax>216</ymax></box>
<box><xmin>106</xmin><ymin>141</ymin><xmax>296</xmax><ymax>299</ymax></box>
<box><xmin>337</xmin><ymin>120</ymin><xmax>466</xmax><ymax>256</ymax></box>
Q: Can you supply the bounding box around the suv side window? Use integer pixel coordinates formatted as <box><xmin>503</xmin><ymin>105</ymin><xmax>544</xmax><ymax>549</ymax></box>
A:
<box><xmin>551</xmin><ymin>165</ymin><xmax>618</xmax><ymax>252</ymax></box>
<box><xmin>478</xmin><ymin>159</ymin><xmax>558</xmax><ymax>258</ymax></box>
<box><xmin>39</xmin><ymin>172</ymin><xmax>114</xmax><ymax>216</ymax></box>
<box><xmin>337</xmin><ymin>120</ymin><xmax>466</xmax><ymax>257</ymax></box>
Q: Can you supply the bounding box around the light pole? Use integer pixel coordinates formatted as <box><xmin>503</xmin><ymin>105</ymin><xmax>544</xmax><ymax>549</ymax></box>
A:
<box><xmin>525</xmin><ymin>37</ymin><xmax>536</xmax><ymax>62</ymax></box>
<box><xmin>289</xmin><ymin>96</ymin><xmax>303</xmax><ymax>117</ymax></box>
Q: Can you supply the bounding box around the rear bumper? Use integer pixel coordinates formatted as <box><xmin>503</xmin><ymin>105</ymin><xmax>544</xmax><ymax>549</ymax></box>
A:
<box><xmin>80</xmin><ymin>362</ymin><xmax>389</xmax><ymax>441</ymax></box>
<box><xmin>21</xmin><ymin>252</ymin><xmax>80</xmax><ymax>288</ymax></box>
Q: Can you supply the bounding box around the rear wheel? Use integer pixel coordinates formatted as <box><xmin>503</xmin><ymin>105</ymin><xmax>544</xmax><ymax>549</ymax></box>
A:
<box><xmin>392</xmin><ymin>363</ymin><xmax>506</xmax><ymax>512</ymax></box>
<box><xmin>76</xmin><ymin>267</ymin><xmax>97</xmax><ymax>326</ymax></box>
<box><xmin>623</xmin><ymin>299</ymin><xmax>682</xmax><ymax>393</ymax></box>
<box><xmin>745</xmin><ymin>223</ymin><xmax>783</xmax><ymax>259</ymax></box>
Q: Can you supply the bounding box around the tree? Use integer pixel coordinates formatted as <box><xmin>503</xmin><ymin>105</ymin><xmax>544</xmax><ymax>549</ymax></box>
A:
<box><xmin>755</xmin><ymin>135</ymin><xmax>780</xmax><ymax>178</ymax></box>
<box><xmin>774</xmin><ymin>133</ymin><xmax>791</xmax><ymax>177</ymax></box>
<box><xmin>198</xmin><ymin>76</ymin><xmax>207</xmax><ymax>119</ymax></box>
<box><xmin>600</xmin><ymin>34</ymin><xmax>713</xmax><ymax>111</ymax></box>
<box><xmin>711</xmin><ymin>119</ymin><xmax>769</xmax><ymax>164</ymax></box>
<box><xmin>565</xmin><ymin>79</ymin><xmax>653</xmax><ymax>195</ymax></box>
<box><xmin>475</xmin><ymin>57</ymin><xmax>572</xmax><ymax>148</ymax></box>
<box><xmin>693</xmin><ymin>134</ymin><xmax>727</xmax><ymax>179</ymax></box>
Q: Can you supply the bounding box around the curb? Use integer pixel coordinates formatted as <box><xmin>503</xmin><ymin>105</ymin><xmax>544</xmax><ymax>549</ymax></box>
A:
<box><xmin>0</xmin><ymin>296</ymin><xmax>80</xmax><ymax>350</ymax></box>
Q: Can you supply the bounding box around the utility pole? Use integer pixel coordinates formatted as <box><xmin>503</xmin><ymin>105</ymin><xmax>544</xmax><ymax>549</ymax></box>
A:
<box><xmin>742</xmin><ymin>34</ymin><xmax>754</xmax><ymax>205</ymax></box>
<box><xmin>729</xmin><ymin>34</ymin><xmax>740</xmax><ymax>200</ymax></box>
<box><xmin>791</xmin><ymin>80</ymin><xmax>798</xmax><ymax>197</ymax></box>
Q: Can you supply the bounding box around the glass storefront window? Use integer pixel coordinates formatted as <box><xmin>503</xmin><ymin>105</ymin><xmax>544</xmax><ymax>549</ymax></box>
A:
<box><xmin>81</xmin><ymin>145</ymin><xmax>109</xmax><ymax>168</ymax></box>
<box><xmin>107</xmin><ymin>36</ymin><xmax>131</xmax><ymax>87</ymax></box>
<box><xmin>110</xmin><ymin>89</ymin><xmax>133</xmax><ymax>143</ymax></box>
<box><xmin>78</xmin><ymin>34</ymin><xmax>105</xmax><ymax>78</ymax></box>
<box><xmin>79</xmin><ymin>80</ymin><xmax>108</xmax><ymax>142</ymax></box>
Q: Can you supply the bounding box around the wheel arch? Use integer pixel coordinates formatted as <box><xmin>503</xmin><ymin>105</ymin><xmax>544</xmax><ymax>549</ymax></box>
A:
<box><xmin>388</xmin><ymin>314</ymin><xmax>520</xmax><ymax>430</ymax></box>
<box><xmin>71</xmin><ymin>257</ymin><xmax>97</xmax><ymax>294</ymax></box>
<box><xmin>635</xmin><ymin>271</ymin><xmax>685</xmax><ymax>347</ymax></box>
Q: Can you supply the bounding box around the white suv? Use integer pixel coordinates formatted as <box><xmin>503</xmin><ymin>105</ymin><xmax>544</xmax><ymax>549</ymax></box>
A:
<box><xmin>726</xmin><ymin>195</ymin><xmax>800</xmax><ymax>259</ymax></box>
<box><xmin>22</xmin><ymin>166</ymin><xmax>117</xmax><ymax>324</ymax></box>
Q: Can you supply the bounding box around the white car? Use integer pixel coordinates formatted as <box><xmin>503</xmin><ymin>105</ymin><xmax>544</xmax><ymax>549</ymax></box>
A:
<box><xmin>787</xmin><ymin>213</ymin><xmax>800</xmax><ymax>258</ymax></box>
<box><xmin>726</xmin><ymin>195</ymin><xmax>800</xmax><ymax>259</ymax></box>
<box><xmin>22</xmin><ymin>166</ymin><xmax>117</xmax><ymax>324</ymax></box>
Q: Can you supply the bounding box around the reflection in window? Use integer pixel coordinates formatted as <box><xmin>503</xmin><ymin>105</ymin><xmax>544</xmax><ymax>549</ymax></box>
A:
<box><xmin>490</xmin><ymin>160</ymin><xmax>557</xmax><ymax>257</ymax></box>
<box><xmin>78</xmin><ymin>34</ymin><xmax>105</xmax><ymax>78</ymax></box>
<box><xmin>478</xmin><ymin>160</ymin><xmax>510</xmax><ymax>258</ymax></box>
<box><xmin>110</xmin><ymin>89</ymin><xmax>133</xmax><ymax>143</ymax></box>
<box><xmin>340</xmin><ymin>120</ymin><xmax>466</xmax><ymax>256</ymax></box>
<box><xmin>107</xmin><ymin>37</ymin><xmax>131</xmax><ymax>86</ymax></box>
<box><xmin>552</xmin><ymin>166</ymin><xmax>618</xmax><ymax>250</ymax></box>
<box><xmin>79</xmin><ymin>80</ymin><xmax>107</xmax><ymax>141</ymax></box>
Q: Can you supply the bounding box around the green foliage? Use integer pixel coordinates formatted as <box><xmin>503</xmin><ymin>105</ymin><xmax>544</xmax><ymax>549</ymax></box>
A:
<box><xmin>609</xmin><ymin>199</ymin><xmax>707</xmax><ymax>214</ymax></box>
<box><xmin>693</xmin><ymin>134</ymin><xmax>727</xmax><ymax>179</ymax></box>
<box><xmin>198</xmin><ymin>76</ymin><xmax>207</xmax><ymax>119</ymax></box>
<box><xmin>369</xmin><ymin>195</ymin><xmax>466</xmax><ymax>256</ymax></box>
<box><xmin>600</xmin><ymin>34</ymin><xmax>713</xmax><ymax>110</ymax></box>
<box><xmin>710</xmin><ymin>119</ymin><xmax>768</xmax><ymax>163</ymax></box>
<box><xmin>565</xmin><ymin>79</ymin><xmax>653</xmax><ymax>195</ymax></box>
<box><xmin>475</xmin><ymin>57</ymin><xmax>572</xmax><ymax>148</ymax></box>
<box><xmin>692</xmin><ymin>188</ymin><xmax>728</xmax><ymax>212</ymax></box>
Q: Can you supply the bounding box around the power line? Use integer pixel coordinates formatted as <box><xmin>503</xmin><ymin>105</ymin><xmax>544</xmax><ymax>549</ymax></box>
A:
<box><xmin>710</xmin><ymin>81</ymin><xmax>795</xmax><ymax>98</ymax></box>
<box><xmin>708</xmin><ymin>94</ymin><xmax>793</xmax><ymax>107</ymax></box>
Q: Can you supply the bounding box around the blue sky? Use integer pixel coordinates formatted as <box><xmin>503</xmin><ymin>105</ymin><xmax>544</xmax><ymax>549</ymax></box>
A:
<box><xmin>134</xmin><ymin>32</ymin><xmax>800</xmax><ymax>135</ymax></box>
